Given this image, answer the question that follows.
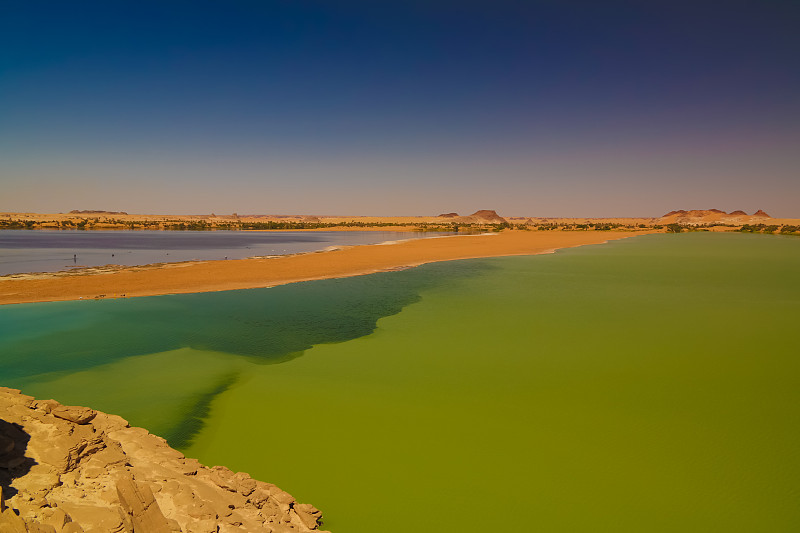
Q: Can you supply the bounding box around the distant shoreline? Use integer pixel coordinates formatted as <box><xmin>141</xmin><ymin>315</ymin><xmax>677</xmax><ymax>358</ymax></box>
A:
<box><xmin>0</xmin><ymin>230</ymin><xmax>654</xmax><ymax>306</ymax></box>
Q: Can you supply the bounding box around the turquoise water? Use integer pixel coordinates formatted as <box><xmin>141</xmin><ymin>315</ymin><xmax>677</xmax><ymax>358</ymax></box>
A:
<box><xmin>1</xmin><ymin>233</ymin><xmax>799</xmax><ymax>531</ymax></box>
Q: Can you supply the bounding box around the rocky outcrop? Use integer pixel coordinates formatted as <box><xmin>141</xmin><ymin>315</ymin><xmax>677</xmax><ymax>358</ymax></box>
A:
<box><xmin>435</xmin><ymin>210</ymin><xmax>507</xmax><ymax>225</ymax></box>
<box><xmin>0</xmin><ymin>387</ymin><xmax>329</xmax><ymax>533</ymax></box>
<box><xmin>469</xmin><ymin>210</ymin><xmax>506</xmax><ymax>223</ymax></box>
<box><xmin>658</xmin><ymin>209</ymin><xmax>773</xmax><ymax>225</ymax></box>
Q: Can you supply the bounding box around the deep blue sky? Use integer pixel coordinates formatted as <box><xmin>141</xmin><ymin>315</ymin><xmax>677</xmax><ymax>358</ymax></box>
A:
<box><xmin>2</xmin><ymin>0</ymin><xmax>798</xmax><ymax>216</ymax></box>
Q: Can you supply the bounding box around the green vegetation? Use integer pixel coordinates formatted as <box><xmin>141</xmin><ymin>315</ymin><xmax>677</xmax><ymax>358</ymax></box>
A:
<box><xmin>0</xmin><ymin>217</ymin><xmax>651</xmax><ymax>233</ymax></box>
<box><xmin>13</xmin><ymin>217</ymin><xmax>797</xmax><ymax>234</ymax></box>
<box><xmin>739</xmin><ymin>224</ymin><xmax>799</xmax><ymax>235</ymax></box>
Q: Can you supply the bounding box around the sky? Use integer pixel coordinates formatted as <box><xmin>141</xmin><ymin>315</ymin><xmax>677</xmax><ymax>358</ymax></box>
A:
<box><xmin>1</xmin><ymin>0</ymin><xmax>798</xmax><ymax>217</ymax></box>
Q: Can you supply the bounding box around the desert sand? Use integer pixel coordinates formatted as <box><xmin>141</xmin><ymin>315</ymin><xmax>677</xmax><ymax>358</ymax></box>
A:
<box><xmin>0</xmin><ymin>230</ymin><xmax>653</xmax><ymax>305</ymax></box>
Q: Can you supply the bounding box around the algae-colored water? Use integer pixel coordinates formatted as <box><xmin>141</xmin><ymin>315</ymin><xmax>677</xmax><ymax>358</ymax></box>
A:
<box><xmin>1</xmin><ymin>233</ymin><xmax>799</xmax><ymax>531</ymax></box>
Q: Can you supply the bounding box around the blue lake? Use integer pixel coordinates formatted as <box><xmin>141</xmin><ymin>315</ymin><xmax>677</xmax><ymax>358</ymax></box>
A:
<box><xmin>0</xmin><ymin>229</ymin><xmax>450</xmax><ymax>275</ymax></box>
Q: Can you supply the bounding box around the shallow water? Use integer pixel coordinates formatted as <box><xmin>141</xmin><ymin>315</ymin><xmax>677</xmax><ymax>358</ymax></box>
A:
<box><xmin>0</xmin><ymin>229</ymin><xmax>451</xmax><ymax>275</ymax></box>
<box><xmin>1</xmin><ymin>233</ymin><xmax>798</xmax><ymax>531</ymax></box>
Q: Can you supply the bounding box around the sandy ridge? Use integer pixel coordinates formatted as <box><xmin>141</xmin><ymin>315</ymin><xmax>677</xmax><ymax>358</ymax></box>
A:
<box><xmin>0</xmin><ymin>230</ymin><xmax>654</xmax><ymax>306</ymax></box>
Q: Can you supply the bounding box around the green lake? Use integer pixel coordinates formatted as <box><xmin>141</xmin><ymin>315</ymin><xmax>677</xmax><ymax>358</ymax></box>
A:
<box><xmin>1</xmin><ymin>232</ymin><xmax>799</xmax><ymax>531</ymax></box>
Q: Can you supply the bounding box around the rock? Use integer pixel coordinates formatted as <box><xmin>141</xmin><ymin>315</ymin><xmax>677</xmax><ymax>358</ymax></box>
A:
<box><xmin>294</xmin><ymin>503</ymin><xmax>323</xmax><ymax>529</ymax></box>
<box><xmin>658</xmin><ymin>208</ymin><xmax>774</xmax><ymax>226</ymax></box>
<box><xmin>22</xmin><ymin>519</ymin><xmax>56</xmax><ymax>533</ymax></box>
<box><xmin>0</xmin><ymin>507</ymin><xmax>28</xmax><ymax>532</ymax></box>
<box><xmin>0</xmin><ymin>387</ymin><xmax>328</xmax><ymax>532</ymax></box>
<box><xmin>39</xmin><ymin>507</ymin><xmax>69</xmax><ymax>531</ymax></box>
<box><xmin>51</xmin><ymin>407</ymin><xmax>96</xmax><ymax>426</ymax></box>
<box><xmin>32</xmin><ymin>400</ymin><xmax>60</xmax><ymax>415</ymax></box>
<box><xmin>232</xmin><ymin>472</ymin><xmax>256</xmax><ymax>496</ymax></box>
<box><xmin>116</xmin><ymin>476</ymin><xmax>173</xmax><ymax>533</ymax></box>
<box><xmin>470</xmin><ymin>209</ymin><xmax>507</xmax><ymax>223</ymax></box>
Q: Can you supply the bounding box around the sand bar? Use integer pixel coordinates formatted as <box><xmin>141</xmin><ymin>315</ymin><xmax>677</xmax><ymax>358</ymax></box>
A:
<box><xmin>0</xmin><ymin>230</ymin><xmax>655</xmax><ymax>305</ymax></box>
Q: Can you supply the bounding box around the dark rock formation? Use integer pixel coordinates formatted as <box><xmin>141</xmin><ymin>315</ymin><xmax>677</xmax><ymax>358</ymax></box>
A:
<box><xmin>753</xmin><ymin>209</ymin><xmax>771</xmax><ymax>217</ymax></box>
<box><xmin>437</xmin><ymin>213</ymin><xmax>459</xmax><ymax>218</ymax></box>
<box><xmin>728</xmin><ymin>210</ymin><xmax>747</xmax><ymax>216</ymax></box>
<box><xmin>0</xmin><ymin>387</ymin><xmax>329</xmax><ymax>533</ymax></box>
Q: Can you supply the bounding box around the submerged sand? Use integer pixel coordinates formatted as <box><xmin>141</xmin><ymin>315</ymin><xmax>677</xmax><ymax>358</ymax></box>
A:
<box><xmin>0</xmin><ymin>230</ymin><xmax>654</xmax><ymax>305</ymax></box>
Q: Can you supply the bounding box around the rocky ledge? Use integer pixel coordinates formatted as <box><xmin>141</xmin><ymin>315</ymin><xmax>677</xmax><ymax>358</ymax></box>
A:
<box><xmin>0</xmin><ymin>387</ymin><xmax>329</xmax><ymax>533</ymax></box>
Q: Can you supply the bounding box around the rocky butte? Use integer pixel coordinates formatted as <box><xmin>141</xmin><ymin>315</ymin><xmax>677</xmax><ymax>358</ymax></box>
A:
<box><xmin>433</xmin><ymin>210</ymin><xmax>508</xmax><ymax>224</ymax></box>
<box><xmin>0</xmin><ymin>387</ymin><xmax>329</xmax><ymax>533</ymax></box>
<box><xmin>657</xmin><ymin>209</ymin><xmax>772</xmax><ymax>225</ymax></box>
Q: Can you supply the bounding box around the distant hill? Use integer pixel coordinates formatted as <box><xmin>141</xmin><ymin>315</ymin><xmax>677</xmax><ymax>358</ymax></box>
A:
<box><xmin>70</xmin><ymin>209</ymin><xmax>129</xmax><ymax>215</ymax></box>
<box><xmin>658</xmin><ymin>209</ymin><xmax>772</xmax><ymax>225</ymax></box>
<box><xmin>434</xmin><ymin>210</ymin><xmax>508</xmax><ymax>224</ymax></box>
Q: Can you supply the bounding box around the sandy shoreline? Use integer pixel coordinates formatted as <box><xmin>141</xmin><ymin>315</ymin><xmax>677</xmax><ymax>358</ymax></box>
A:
<box><xmin>0</xmin><ymin>230</ymin><xmax>655</xmax><ymax>306</ymax></box>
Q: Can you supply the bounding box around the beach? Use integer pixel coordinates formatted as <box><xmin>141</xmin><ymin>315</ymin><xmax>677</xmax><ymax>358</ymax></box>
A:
<box><xmin>0</xmin><ymin>230</ymin><xmax>652</xmax><ymax>305</ymax></box>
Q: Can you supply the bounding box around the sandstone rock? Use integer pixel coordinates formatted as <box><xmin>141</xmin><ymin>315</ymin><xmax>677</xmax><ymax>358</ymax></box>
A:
<box><xmin>50</xmin><ymin>407</ymin><xmax>96</xmax><ymax>426</ymax></box>
<box><xmin>89</xmin><ymin>413</ymin><xmax>129</xmax><ymax>433</ymax></box>
<box><xmin>54</xmin><ymin>502</ymin><xmax>126</xmax><ymax>533</ymax></box>
<box><xmin>0</xmin><ymin>388</ymin><xmax>328</xmax><ymax>532</ymax></box>
<box><xmin>293</xmin><ymin>503</ymin><xmax>323</xmax><ymax>530</ymax></box>
<box><xmin>470</xmin><ymin>209</ymin><xmax>507</xmax><ymax>223</ymax></box>
<box><xmin>39</xmin><ymin>507</ymin><xmax>69</xmax><ymax>531</ymax></box>
<box><xmin>32</xmin><ymin>401</ymin><xmax>60</xmax><ymax>415</ymax></box>
<box><xmin>208</xmin><ymin>467</ymin><xmax>237</xmax><ymax>492</ymax></box>
<box><xmin>22</xmin><ymin>519</ymin><xmax>56</xmax><ymax>533</ymax></box>
<box><xmin>116</xmin><ymin>476</ymin><xmax>172</xmax><ymax>532</ymax></box>
<box><xmin>0</xmin><ymin>509</ymin><xmax>27</xmax><ymax>532</ymax></box>
<box><xmin>232</xmin><ymin>472</ymin><xmax>257</xmax><ymax>496</ymax></box>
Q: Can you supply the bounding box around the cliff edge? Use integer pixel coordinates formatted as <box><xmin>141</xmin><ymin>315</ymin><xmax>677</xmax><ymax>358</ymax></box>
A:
<box><xmin>0</xmin><ymin>387</ymin><xmax>329</xmax><ymax>533</ymax></box>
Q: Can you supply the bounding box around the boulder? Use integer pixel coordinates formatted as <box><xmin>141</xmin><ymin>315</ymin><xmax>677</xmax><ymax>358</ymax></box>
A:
<box><xmin>51</xmin><ymin>406</ymin><xmax>96</xmax><ymax>425</ymax></box>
